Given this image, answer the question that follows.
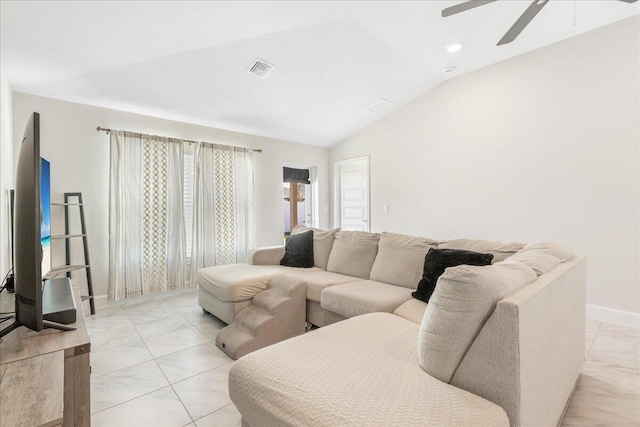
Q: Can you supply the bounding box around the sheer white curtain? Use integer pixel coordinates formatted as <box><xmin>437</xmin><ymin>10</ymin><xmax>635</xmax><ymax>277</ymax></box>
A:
<box><xmin>109</xmin><ymin>131</ymin><xmax>186</xmax><ymax>300</ymax></box>
<box><xmin>190</xmin><ymin>143</ymin><xmax>255</xmax><ymax>282</ymax></box>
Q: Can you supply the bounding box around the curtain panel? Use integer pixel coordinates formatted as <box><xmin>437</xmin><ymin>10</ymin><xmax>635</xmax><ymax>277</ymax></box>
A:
<box><xmin>109</xmin><ymin>131</ymin><xmax>186</xmax><ymax>300</ymax></box>
<box><xmin>190</xmin><ymin>143</ymin><xmax>255</xmax><ymax>282</ymax></box>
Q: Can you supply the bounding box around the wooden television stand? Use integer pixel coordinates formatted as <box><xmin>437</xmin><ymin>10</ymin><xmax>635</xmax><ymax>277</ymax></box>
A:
<box><xmin>0</xmin><ymin>279</ymin><xmax>91</xmax><ymax>427</ymax></box>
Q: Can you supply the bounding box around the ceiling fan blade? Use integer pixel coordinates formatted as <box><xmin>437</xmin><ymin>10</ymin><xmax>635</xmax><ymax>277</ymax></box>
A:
<box><xmin>617</xmin><ymin>0</ymin><xmax>637</xmax><ymax>3</ymax></box>
<box><xmin>442</xmin><ymin>0</ymin><xmax>498</xmax><ymax>18</ymax></box>
<box><xmin>497</xmin><ymin>0</ymin><xmax>550</xmax><ymax>46</ymax></box>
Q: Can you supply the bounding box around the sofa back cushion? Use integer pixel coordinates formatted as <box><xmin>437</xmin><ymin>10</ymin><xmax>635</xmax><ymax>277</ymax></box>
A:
<box><xmin>509</xmin><ymin>242</ymin><xmax>574</xmax><ymax>275</ymax></box>
<box><xmin>326</xmin><ymin>231</ymin><xmax>380</xmax><ymax>279</ymax></box>
<box><xmin>292</xmin><ymin>225</ymin><xmax>339</xmax><ymax>270</ymax></box>
<box><xmin>418</xmin><ymin>260</ymin><xmax>537</xmax><ymax>383</ymax></box>
<box><xmin>369</xmin><ymin>232</ymin><xmax>439</xmax><ymax>288</ymax></box>
<box><xmin>438</xmin><ymin>238</ymin><xmax>525</xmax><ymax>263</ymax></box>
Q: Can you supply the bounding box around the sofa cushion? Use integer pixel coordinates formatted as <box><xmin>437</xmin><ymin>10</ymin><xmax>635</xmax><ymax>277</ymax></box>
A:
<box><xmin>369</xmin><ymin>232</ymin><xmax>439</xmax><ymax>289</ymax></box>
<box><xmin>248</xmin><ymin>246</ymin><xmax>286</xmax><ymax>266</ymax></box>
<box><xmin>393</xmin><ymin>298</ymin><xmax>427</xmax><ymax>324</ymax></box>
<box><xmin>229</xmin><ymin>312</ymin><xmax>509</xmax><ymax>427</ymax></box>
<box><xmin>321</xmin><ymin>280</ymin><xmax>413</xmax><ymax>318</ymax></box>
<box><xmin>412</xmin><ymin>248</ymin><xmax>494</xmax><ymax>303</ymax></box>
<box><xmin>418</xmin><ymin>260</ymin><xmax>537</xmax><ymax>383</ymax></box>
<box><xmin>197</xmin><ymin>264</ymin><xmax>319</xmax><ymax>302</ymax></box>
<box><xmin>438</xmin><ymin>238</ymin><xmax>525</xmax><ymax>263</ymax></box>
<box><xmin>520</xmin><ymin>242</ymin><xmax>573</xmax><ymax>262</ymax></box>
<box><xmin>280</xmin><ymin>230</ymin><xmax>314</xmax><ymax>268</ymax></box>
<box><xmin>281</xmin><ymin>270</ymin><xmax>363</xmax><ymax>302</ymax></box>
<box><xmin>326</xmin><ymin>231</ymin><xmax>380</xmax><ymax>279</ymax></box>
<box><xmin>292</xmin><ymin>225</ymin><xmax>339</xmax><ymax>270</ymax></box>
<box><xmin>509</xmin><ymin>242</ymin><xmax>574</xmax><ymax>275</ymax></box>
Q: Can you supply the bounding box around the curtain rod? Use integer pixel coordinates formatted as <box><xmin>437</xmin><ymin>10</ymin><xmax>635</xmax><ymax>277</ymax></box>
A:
<box><xmin>96</xmin><ymin>126</ymin><xmax>262</xmax><ymax>153</ymax></box>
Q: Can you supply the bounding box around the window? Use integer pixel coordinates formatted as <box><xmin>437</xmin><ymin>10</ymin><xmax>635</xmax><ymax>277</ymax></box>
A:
<box><xmin>184</xmin><ymin>150</ymin><xmax>195</xmax><ymax>259</ymax></box>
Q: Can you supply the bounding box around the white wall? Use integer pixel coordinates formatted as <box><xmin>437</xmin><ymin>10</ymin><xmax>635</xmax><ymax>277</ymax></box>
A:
<box><xmin>0</xmin><ymin>69</ymin><xmax>13</xmax><ymax>280</ymax></box>
<box><xmin>12</xmin><ymin>94</ymin><xmax>330</xmax><ymax>299</ymax></box>
<box><xmin>330</xmin><ymin>17</ymin><xmax>639</xmax><ymax>315</ymax></box>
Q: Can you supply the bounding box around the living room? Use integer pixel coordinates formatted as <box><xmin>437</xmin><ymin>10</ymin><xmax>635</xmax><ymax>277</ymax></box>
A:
<box><xmin>0</xmin><ymin>1</ymin><xmax>638</xmax><ymax>426</ymax></box>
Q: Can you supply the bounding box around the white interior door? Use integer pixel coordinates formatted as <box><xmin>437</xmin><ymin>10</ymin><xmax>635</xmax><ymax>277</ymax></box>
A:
<box><xmin>335</xmin><ymin>157</ymin><xmax>369</xmax><ymax>231</ymax></box>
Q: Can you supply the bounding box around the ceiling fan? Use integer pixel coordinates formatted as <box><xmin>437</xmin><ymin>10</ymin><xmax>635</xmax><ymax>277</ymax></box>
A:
<box><xmin>442</xmin><ymin>0</ymin><xmax>638</xmax><ymax>46</ymax></box>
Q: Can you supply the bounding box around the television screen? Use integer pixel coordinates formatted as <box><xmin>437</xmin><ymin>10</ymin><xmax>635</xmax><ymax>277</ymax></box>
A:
<box><xmin>40</xmin><ymin>157</ymin><xmax>51</xmax><ymax>276</ymax></box>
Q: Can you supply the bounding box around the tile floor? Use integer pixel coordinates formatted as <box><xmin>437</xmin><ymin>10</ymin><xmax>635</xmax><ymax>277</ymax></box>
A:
<box><xmin>563</xmin><ymin>319</ymin><xmax>640</xmax><ymax>426</ymax></box>
<box><xmin>87</xmin><ymin>288</ymin><xmax>640</xmax><ymax>427</ymax></box>
<box><xmin>87</xmin><ymin>289</ymin><xmax>237</xmax><ymax>427</ymax></box>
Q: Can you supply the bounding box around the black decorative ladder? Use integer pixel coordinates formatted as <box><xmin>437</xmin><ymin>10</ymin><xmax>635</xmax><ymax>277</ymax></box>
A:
<box><xmin>48</xmin><ymin>192</ymin><xmax>96</xmax><ymax>314</ymax></box>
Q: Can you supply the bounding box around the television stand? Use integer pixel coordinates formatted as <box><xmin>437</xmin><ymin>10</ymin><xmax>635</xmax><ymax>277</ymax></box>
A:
<box><xmin>0</xmin><ymin>320</ymin><xmax>21</xmax><ymax>339</ymax></box>
<box><xmin>0</xmin><ymin>318</ymin><xmax>76</xmax><ymax>341</ymax></box>
<box><xmin>0</xmin><ymin>278</ymin><xmax>78</xmax><ymax>340</ymax></box>
<box><xmin>0</xmin><ymin>280</ymin><xmax>91</xmax><ymax>426</ymax></box>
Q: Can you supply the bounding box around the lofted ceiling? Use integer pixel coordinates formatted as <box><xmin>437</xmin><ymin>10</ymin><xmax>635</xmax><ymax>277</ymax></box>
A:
<box><xmin>1</xmin><ymin>1</ymin><xmax>638</xmax><ymax>147</ymax></box>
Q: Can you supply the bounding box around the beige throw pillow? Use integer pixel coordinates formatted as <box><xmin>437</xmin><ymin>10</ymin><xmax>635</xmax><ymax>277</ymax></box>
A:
<box><xmin>292</xmin><ymin>225</ymin><xmax>339</xmax><ymax>270</ymax></box>
<box><xmin>326</xmin><ymin>231</ymin><xmax>380</xmax><ymax>279</ymax></box>
<box><xmin>509</xmin><ymin>242</ymin><xmax>574</xmax><ymax>276</ymax></box>
<box><xmin>418</xmin><ymin>260</ymin><xmax>537</xmax><ymax>383</ymax></box>
<box><xmin>438</xmin><ymin>238</ymin><xmax>525</xmax><ymax>263</ymax></box>
<box><xmin>369</xmin><ymin>232</ymin><xmax>439</xmax><ymax>288</ymax></box>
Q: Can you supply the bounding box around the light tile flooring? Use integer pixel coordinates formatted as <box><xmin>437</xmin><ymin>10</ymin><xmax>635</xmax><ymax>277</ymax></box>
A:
<box><xmin>88</xmin><ymin>289</ymin><xmax>640</xmax><ymax>427</ymax></box>
<box><xmin>563</xmin><ymin>319</ymin><xmax>640</xmax><ymax>426</ymax></box>
<box><xmin>87</xmin><ymin>289</ymin><xmax>238</xmax><ymax>427</ymax></box>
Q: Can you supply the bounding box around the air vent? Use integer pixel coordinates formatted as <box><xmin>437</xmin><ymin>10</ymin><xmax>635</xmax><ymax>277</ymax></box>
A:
<box><xmin>366</xmin><ymin>99</ymin><xmax>393</xmax><ymax>114</ymax></box>
<box><xmin>442</xmin><ymin>66</ymin><xmax>457</xmax><ymax>76</ymax></box>
<box><xmin>247</xmin><ymin>59</ymin><xmax>275</xmax><ymax>79</ymax></box>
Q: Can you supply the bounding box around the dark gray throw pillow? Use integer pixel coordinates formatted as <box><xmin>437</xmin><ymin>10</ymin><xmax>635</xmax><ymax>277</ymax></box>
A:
<box><xmin>280</xmin><ymin>230</ymin><xmax>315</xmax><ymax>268</ymax></box>
<box><xmin>412</xmin><ymin>248</ymin><xmax>494</xmax><ymax>303</ymax></box>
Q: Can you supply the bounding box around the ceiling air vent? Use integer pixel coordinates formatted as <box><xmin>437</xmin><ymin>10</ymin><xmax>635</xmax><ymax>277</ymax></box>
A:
<box><xmin>247</xmin><ymin>59</ymin><xmax>275</xmax><ymax>79</ymax></box>
<box><xmin>366</xmin><ymin>99</ymin><xmax>393</xmax><ymax>114</ymax></box>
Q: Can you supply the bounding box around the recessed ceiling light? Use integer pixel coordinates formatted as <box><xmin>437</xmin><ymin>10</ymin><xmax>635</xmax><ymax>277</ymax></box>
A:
<box><xmin>446</xmin><ymin>43</ymin><xmax>462</xmax><ymax>53</ymax></box>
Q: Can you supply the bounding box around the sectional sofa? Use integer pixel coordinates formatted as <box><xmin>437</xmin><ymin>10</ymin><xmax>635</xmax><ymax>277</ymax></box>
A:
<box><xmin>197</xmin><ymin>226</ymin><xmax>587</xmax><ymax>426</ymax></box>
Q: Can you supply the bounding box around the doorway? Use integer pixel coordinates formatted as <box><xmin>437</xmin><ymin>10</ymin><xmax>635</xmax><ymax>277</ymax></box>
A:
<box><xmin>334</xmin><ymin>156</ymin><xmax>370</xmax><ymax>232</ymax></box>
<box><xmin>283</xmin><ymin>166</ymin><xmax>314</xmax><ymax>237</ymax></box>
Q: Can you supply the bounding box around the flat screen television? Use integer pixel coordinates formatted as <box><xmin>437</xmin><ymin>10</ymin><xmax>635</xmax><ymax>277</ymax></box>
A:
<box><xmin>0</xmin><ymin>112</ymin><xmax>74</xmax><ymax>339</ymax></box>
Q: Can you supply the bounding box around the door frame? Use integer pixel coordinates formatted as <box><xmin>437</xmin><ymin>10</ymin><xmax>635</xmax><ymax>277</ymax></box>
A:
<box><xmin>283</xmin><ymin>163</ymin><xmax>318</xmax><ymax>230</ymax></box>
<box><xmin>333</xmin><ymin>156</ymin><xmax>370</xmax><ymax>232</ymax></box>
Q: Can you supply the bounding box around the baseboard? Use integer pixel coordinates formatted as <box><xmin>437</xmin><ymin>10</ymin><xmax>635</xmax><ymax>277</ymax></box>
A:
<box><xmin>93</xmin><ymin>294</ymin><xmax>109</xmax><ymax>309</ymax></box>
<box><xmin>89</xmin><ymin>287</ymin><xmax>197</xmax><ymax>311</ymax></box>
<box><xmin>586</xmin><ymin>304</ymin><xmax>640</xmax><ymax>329</ymax></box>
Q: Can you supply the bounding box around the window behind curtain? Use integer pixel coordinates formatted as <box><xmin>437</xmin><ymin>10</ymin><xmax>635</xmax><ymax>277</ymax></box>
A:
<box><xmin>184</xmin><ymin>149</ymin><xmax>195</xmax><ymax>260</ymax></box>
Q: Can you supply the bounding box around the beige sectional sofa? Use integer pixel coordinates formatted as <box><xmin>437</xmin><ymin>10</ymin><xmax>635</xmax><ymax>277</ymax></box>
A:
<box><xmin>197</xmin><ymin>226</ymin><xmax>587</xmax><ymax>426</ymax></box>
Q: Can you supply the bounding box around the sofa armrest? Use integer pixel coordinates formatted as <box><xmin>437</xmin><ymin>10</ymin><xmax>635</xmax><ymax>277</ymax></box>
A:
<box><xmin>450</xmin><ymin>256</ymin><xmax>586</xmax><ymax>427</ymax></box>
<box><xmin>248</xmin><ymin>246</ymin><xmax>285</xmax><ymax>265</ymax></box>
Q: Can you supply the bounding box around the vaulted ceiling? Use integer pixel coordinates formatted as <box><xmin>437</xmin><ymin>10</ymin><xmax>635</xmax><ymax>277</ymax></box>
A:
<box><xmin>1</xmin><ymin>1</ymin><xmax>637</xmax><ymax>147</ymax></box>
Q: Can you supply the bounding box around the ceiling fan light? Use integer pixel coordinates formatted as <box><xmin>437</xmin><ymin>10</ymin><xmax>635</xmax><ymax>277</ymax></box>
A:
<box><xmin>446</xmin><ymin>43</ymin><xmax>463</xmax><ymax>53</ymax></box>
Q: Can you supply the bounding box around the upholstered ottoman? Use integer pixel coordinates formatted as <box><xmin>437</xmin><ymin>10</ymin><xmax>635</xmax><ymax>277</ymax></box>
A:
<box><xmin>197</xmin><ymin>264</ymin><xmax>319</xmax><ymax>324</ymax></box>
